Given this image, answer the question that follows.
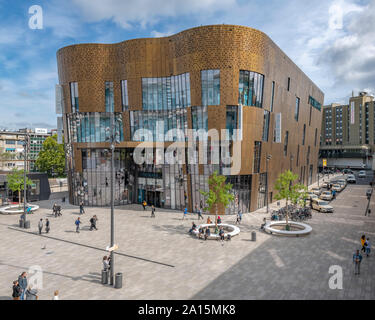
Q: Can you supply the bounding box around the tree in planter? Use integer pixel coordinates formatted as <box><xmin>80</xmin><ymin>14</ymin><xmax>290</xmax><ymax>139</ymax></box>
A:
<box><xmin>200</xmin><ymin>171</ymin><xmax>235</xmax><ymax>231</ymax></box>
<box><xmin>6</xmin><ymin>169</ymin><xmax>32</xmax><ymax>207</ymax></box>
<box><xmin>274</xmin><ymin>170</ymin><xmax>307</xmax><ymax>229</ymax></box>
<box><xmin>35</xmin><ymin>134</ymin><xmax>66</xmax><ymax>177</ymax></box>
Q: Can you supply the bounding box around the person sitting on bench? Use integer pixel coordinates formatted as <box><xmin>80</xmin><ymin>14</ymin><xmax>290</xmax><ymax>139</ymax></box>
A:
<box><xmin>204</xmin><ymin>227</ymin><xmax>211</xmax><ymax>240</ymax></box>
<box><xmin>189</xmin><ymin>222</ymin><xmax>197</xmax><ymax>234</ymax></box>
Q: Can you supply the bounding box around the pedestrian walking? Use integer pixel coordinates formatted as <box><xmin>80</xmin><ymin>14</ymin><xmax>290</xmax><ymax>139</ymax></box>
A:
<box><xmin>197</xmin><ymin>208</ymin><xmax>204</xmax><ymax>220</ymax></box>
<box><xmin>79</xmin><ymin>201</ymin><xmax>85</xmax><ymax>214</ymax></box>
<box><xmin>89</xmin><ymin>215</ymin><xmax>98</xmax><ymax>230</ymax></box>
<box><xmin>38</xmin><ymin>219</ymin><xmax>43</xmax><ymax>235</ymax></box>
<box><xmin>332</xmin><ymin>189</ymin><xmax>336</xmax><ymax>200</ymax></box>
<box><xmin>353</xmin><ymin>250</ymin><xmax>363</xmax><ymax>275</ymax></box>
<box><xmin>53</xmin><ymin>203</ymin><xmax>57</xmax><ymax>217</ymax></box>
<box><xmin>182</xmin><ymin>207</ymin><xmax>188</xmax><ymax>220</ymax></box>
<box><xmin>200</xmin><ymin>200</ymin><xmax>203</xmax><ymax>210</ymax></box>
<box><xmin>365</xmin><ymin>238</ymin><xmax>371</xmax><ymax>257</ymax></box>
<box><xmin>12</xmin><ymin>280</ymin><xmax>21</xmax><ymax>300</ymax></box>
<box><xmin>361</xmin><ymin>235</ymin><xmax>366</xmax><ymax>253</ymax></box>
<box><xmin>150</xmin><ymin>205</ymin><xmax>155</xmax><ymax>218</ymax></box>
<box><xmin>235</xmin><ymin>213</ymin><xmax>240</xmax><ymax>224</ymax></box>
<box><xmin>75</xmin><ymin>217</ymin><xmax>81</xmax><ymax>233</ymax></box>
<box><xmin>18</xmin><ymin>272</ymin><xmax>27</xmax><ymax>300</ymax></box>
<box><xmin>45</xmin><ymin>219</ymin><xmax>50</xmax><ymax>234</ymax></box>
<box><xmin>142</xmin><ymin>200</ymin><xmax>147</xmax><ymax>211</ymax></box>
<box><xmin>239</xmin><ymin>210</ymin><xmax>243</xmax><ymax>223</ymax></box>
<box><xmin>219</xmin><ymin>227</ymin><xmax>225</xmax><ymax>243</ymax></box>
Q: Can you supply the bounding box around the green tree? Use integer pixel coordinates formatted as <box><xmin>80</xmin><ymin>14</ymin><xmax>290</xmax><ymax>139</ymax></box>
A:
<box><xmin>274</xmin><ymin>170</ymin><xmax>307</xmax><ymax>229</ymax></box>
<box><xmin>6</xmin><ymin>169</ymin><xmax>32</xmax><ymax>207</ymax></box>
<box><xmin>35</xmin><ymin>134</ymin><xmax>66</xmax><ymax>177</ymax></box>
<box><xmin>200</xmin><ymin>171</ymin><xmax>235</xmax><ymax>229</ymax></box>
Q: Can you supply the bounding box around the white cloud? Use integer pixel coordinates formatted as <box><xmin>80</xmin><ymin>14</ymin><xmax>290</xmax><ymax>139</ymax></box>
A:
<box><xmin>72</xmin><ymin>0</ymin><xmax>236</xmax><ymax>28</ymax></box>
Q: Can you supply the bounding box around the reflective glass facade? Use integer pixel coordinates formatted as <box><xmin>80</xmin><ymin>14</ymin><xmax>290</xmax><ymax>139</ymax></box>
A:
<box><xmin>67</xmin><ymin>112</ymin><xmax>124</xmax><ymax>143</ymax></box>
<box><xmin>130</xmin><ymin>109</ymin><xmax>187</xmax><ymax>142</ymax></box>
<box><xmin>191</xmin><ymin>106</ymin><xmax>208</xmax><ymax>131</ymax></box>
<box><xmin>262</xmin><ymin>110</ymin><xmax>270</xmax><ymax>142</ymax></box>
<box><xmin>142</xmin><ymin>73</ymin><xmax>191</xmax><ymax>110</ymax></box>
<box><xmin>238</xmin><ymin>70</ymin><xmax>264</xmax><ymax>108</ymax></box>
<box><xmin>226</xmin><ymin>106</ymin><xmax>238</xmax><ymax>141</ymax></box>
<box><xmin>201</xmin><ymin>70</ymin><xmax>220</xmax><ymax>106</ymax></box>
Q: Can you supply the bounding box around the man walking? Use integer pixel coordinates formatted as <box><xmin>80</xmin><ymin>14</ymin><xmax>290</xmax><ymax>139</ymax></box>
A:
<box><xmin>151</xmin><ymin>205</ymin><xmax>156</xmax><ymax>218</ymax></box>
<box><xmin>353</xmin><ymin>250</ymin><xmax>363</xmax><ymax>275</ymax></box>
<box><xmin>89</xmin><ymin>215</ymin><xmax>98</xmax><ymax>231</ymax></box>
<box><xmin>18</xmin><ymin>272</ymin><xmax>27</xmax><ymax>300</ymax></box>
<box><xmin>38</xmin><ymin>219</ymin><xmax>43</xmax><ymax>235</ymax></box>
<box><xmin>75</xmin><ymin>217</ymin><xmax>81</xmax><ymax>233</ymax></box>
<box><xmin>79</xmin><ymin>201</ymin><xmax>85</xmax><ymax>214</ymax></box>
<box><xmin>197</xmin><ymin>208</ymin><xmax>204</xmax><ymax>220</ymax></box>
<box><xmin>182</xmin><ymin>207</ymin><xmax>188</xmax><ymax>220</ymax></box>
<box><xmin>142</xmin><ymin>200</ymin><xmax>147</xmax><ymax>211</ymax></box>
<box><xmin>45</xmin><ymin>219</ymin><xmax>50</xmax><ymax>234</ymax></box>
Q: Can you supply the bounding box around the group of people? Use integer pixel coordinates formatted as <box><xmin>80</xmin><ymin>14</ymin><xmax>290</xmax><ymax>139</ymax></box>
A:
<box><xmin>12</xmin><ymin>272</ymin><xmax>60</xmax><ymax>300</ymax></box>
<box><xmin>74</xmin><ymin>215</ymin><xmax>98</xmax><ymax>233</ymax></box>
<box><xmin>38</xmin><ymin>218</ymin><xmax>50</xmax><ymax>234</ymax></box>
<box><xmin>102</xmin><ymin>255</ymin><xmax>111</xmax><ymax>271</ymax></box>
<box><xmin>353</xmin><ymin>235</ymin><xmax>371</xmax><ymax>275</ymax></box>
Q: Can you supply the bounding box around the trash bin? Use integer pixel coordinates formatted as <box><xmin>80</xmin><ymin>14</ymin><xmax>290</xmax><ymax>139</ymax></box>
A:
<box><xmin>19</xmin><ymin>219</ymin><xmax>25</xmax><ymax>228</ymax></box>
<box><xmin>24</xmin><ymin>220</ymin><xmax>30</xmax><ymax>229</ymax></box>
<box><xmin>115</xmin><ymin>272</ymin><xmax>123</xmax><ymax>289</ymax></box>
<box><xmin>102</xmin><ymin>270</ymin><xmax>108</xmax><ymax>284</ymax></box>
<box><xmin>251</xmin><ymin>231</ymin><xmax>256</xmax><ymax>241</ymax></box>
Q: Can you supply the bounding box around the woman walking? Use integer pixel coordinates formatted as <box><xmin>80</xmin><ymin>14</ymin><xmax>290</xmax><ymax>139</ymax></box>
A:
<box><xmin>361</xmin><ymin>235</ymin><xmax>367</xmax><ymax>253</ymax></box>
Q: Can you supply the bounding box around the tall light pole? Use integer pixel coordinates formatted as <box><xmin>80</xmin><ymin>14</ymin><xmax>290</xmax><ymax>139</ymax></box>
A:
<box><xmin>23</xmin><ymin>133</ymin><xmax>29</xmax><ymax>227</ymax></box>
<box><xmin>266</xmin><ymin>154</ymin><xmax>272</xmax><ymax>213</ymax></box>
<box><xmin>106</xmin><ymin>111</ymin><xmax>121</xmax><ymax>286</ymax></box>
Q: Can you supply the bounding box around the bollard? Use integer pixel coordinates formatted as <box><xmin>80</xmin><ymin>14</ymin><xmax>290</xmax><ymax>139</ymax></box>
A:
<box><xmin>19</xmin><ymin>219</ymin><xmax>25</xmax><ymax>228</ymax></box>
<box><xmin>115</xmin><ymin>273</ymin><xmax>123</xmax><ymax>289</ymax></box>
<box><xmin>24</xmin><ymin>220</ymin><xmax>30</xmax><ymax>229</ymax></box>
<box><xmin>251</xmin><ymin>231</ymin><xmax>256</xmax><ymax>241</ymax></box>
<box><xmin>101</xmin><ymin>270</ymin><xmax>108</xmax><ymax>285</ymax></box>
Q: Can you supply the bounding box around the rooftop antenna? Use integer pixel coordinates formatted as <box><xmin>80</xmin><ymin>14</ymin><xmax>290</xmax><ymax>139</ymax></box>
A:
<box><xmin>352</xmin><ymin>90</ymin><xmax>354</xmax><ymax>97</ymax></box>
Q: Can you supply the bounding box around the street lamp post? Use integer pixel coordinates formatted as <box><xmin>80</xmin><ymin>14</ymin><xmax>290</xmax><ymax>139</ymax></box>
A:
<box><xmin>23</xmin><ymin>133</ymin><xmax>29</xmax><ymax>227</ymax></box>
<box><xmin>266</xmin><ymin>154</ymin><xmax>272</xmax><ymax>213</ymax></box>
<box><xmin>106</xmin><ymin>111</ymin><xmax>121</xmax><ymax>287</ymax></box>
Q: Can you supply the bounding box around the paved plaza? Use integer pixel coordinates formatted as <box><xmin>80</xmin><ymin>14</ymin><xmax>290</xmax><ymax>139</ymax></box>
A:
<box><xmin>0</xmin><ymin>176</ymin><xmax>374</xmax><ymax>300</ymax></box>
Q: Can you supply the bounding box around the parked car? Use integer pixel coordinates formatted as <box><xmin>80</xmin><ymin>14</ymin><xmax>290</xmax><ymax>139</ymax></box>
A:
<box><xmin>321</xmin><ymin>181</ymin><xmax>329</xmax><ymax>189</ymax></box>
<box><xmin>332</xmin><ymin>184</ymin><xmax>343</xmax><ymax>192</ymax></box>
<box><xmin>347</xmin><ymin>174</ymin><xmax>356</xmax><ymax>184</ymax></box>
<box><xmin>320</xmin><ymin>191</ymin><xmax>333</xmax><ymax>201</ymax></box>
<box><xmin>311</xmin><ymin>199</ymin><xmax>334</xmax><ymax>213</ymax></box>
<box><xmin>311</xmin><ymin>187</ymin><xmax>322</xmax><ymax>196</ymax></box>
<box><xmin>343</xmin><ymin>169</ymin><xmax>354</xmax><ymax>174</ymax></box>
<box><xmin>358</xmin><ymin>171</ymin><xmax>366</xmax><ymax>178</ymax></box>
<box><xmin>337</xmin><ymin>179</ymin><xmax>347</xmax><ymax>188</ymax></box>
<box><xmin>307</xmin><ymin>192</ymin><xmax>319</xmax><ymax>201</ymax></box>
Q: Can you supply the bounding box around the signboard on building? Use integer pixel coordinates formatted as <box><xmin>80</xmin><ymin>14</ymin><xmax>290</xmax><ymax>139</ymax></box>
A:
<box><xmin>322</xmin><ymin>159</ymin><xmax>327</xmax><ymax>167</ymax></box>
<box><xmin>35</xmin><ymin>128</ymin><xmax>48</xmax><ymax>134</ymax></box>
<box><xmin>350</xmin><ymin>102</ymin><xmax>355</xmax><ymax>124</ymax></box>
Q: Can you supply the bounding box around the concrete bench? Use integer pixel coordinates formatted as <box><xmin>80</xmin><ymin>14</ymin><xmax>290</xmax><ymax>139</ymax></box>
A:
<box><xmin>192</xmin><ymin>223</ymin><xmax>240</xmax><ymax>240</ymax></box>
<box><xmin>264</xmin><ymin>221</ymin><xmax>312</xmax><ymax>237</ymax></box>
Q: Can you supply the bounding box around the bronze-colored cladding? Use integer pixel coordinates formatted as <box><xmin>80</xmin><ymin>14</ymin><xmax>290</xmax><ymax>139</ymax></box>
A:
<box><xmin>57</xmin><ymin>24</ymin><xmax>324</xmax><ymax>213</ymax></box>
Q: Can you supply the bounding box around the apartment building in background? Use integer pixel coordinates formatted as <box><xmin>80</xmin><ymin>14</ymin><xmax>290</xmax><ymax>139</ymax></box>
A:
<box><xmin>319</xmin><ymin>92</ymin><xmax>374</xmax><ymax>169</ymax></box>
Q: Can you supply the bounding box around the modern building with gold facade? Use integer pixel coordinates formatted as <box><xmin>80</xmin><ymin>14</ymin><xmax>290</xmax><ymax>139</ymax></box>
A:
<box><xmin>56</xmin><ymin>25</ymin><xmax>323</xmax><ymax>213</ymax></box>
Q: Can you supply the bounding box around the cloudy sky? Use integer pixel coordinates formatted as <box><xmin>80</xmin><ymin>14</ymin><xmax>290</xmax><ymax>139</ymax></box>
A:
<box><xmin>0</xmin><ymin>0</ymin><xmax>374</xmax><ymax>130</ymax></box>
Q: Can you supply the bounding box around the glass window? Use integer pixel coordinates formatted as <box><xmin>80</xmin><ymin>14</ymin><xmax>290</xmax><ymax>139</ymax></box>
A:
<box><xmin>238</xmin><ymin>70</ymin><xmax>265</xmax><ymax>108</ymax></box>
<box><xmin>270</xmin><ymin>81</ymin><xmax>275</xmax><ymax>112</ymax></box>
<box><xmin>201</xmin><ymin>70</ymin><xmax>220</xmax><ymax>106</ymax></box>
<box><xmin>105</xmin><ymin>81</ymin><xmax>114</xmax><ymax>112</ymax></box>
<box><xmin>284</xmin><ymin>131</ymin><xmax>289</xmax><ymax>156</ymax></box>
<box><xmin>253</xmin><ymin>141</ymin><xmax>262</xmax><ymax>174</ymax></box>
<box><xmin>121</xmin><ymin>80</ymin><xmax>129</xmax><ymax>111</ymax></box>
<box><xmin>262</xmin><ymin>110</ymin><xmax>270</xmax><ymax>142</ymax></box>
<box><xmin>141</xmin><ymin>73</ymin><xmax>191</xmax><ymax>110</ymax></box>
<box><xmin>70</xmin><ymin>82</ymin><xmax>79</xmax><ymax>112</ymax></box>
<box><xmin>295</xmin><ymin>97</ymin><xmax>300</xmax><ymax>121</ymax></box>
<box><xmin>226</xmin><ymin>106</ymin><xmax>238</xmax><ymax>141</ymax></box>
<box><xmin>302</xmin><ymin>124</ymin><xmax>306</xmax><ymax>145</ymax></box>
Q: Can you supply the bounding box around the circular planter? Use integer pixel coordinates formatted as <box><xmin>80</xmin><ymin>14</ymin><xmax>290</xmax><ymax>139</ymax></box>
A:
<box><xmin>0</xmin><ymin>204</ymin><xmax>39</xmax><ymax>215</ymax></box>
<box><xmin>264</xmin><ymin>221</ymin><xmax>312</xmax><ymax>237</ymax></box>
<box><xmin>192</xmin><ymin>223</ymin><xmax>240</xmax><ymax>240</ymax></box>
